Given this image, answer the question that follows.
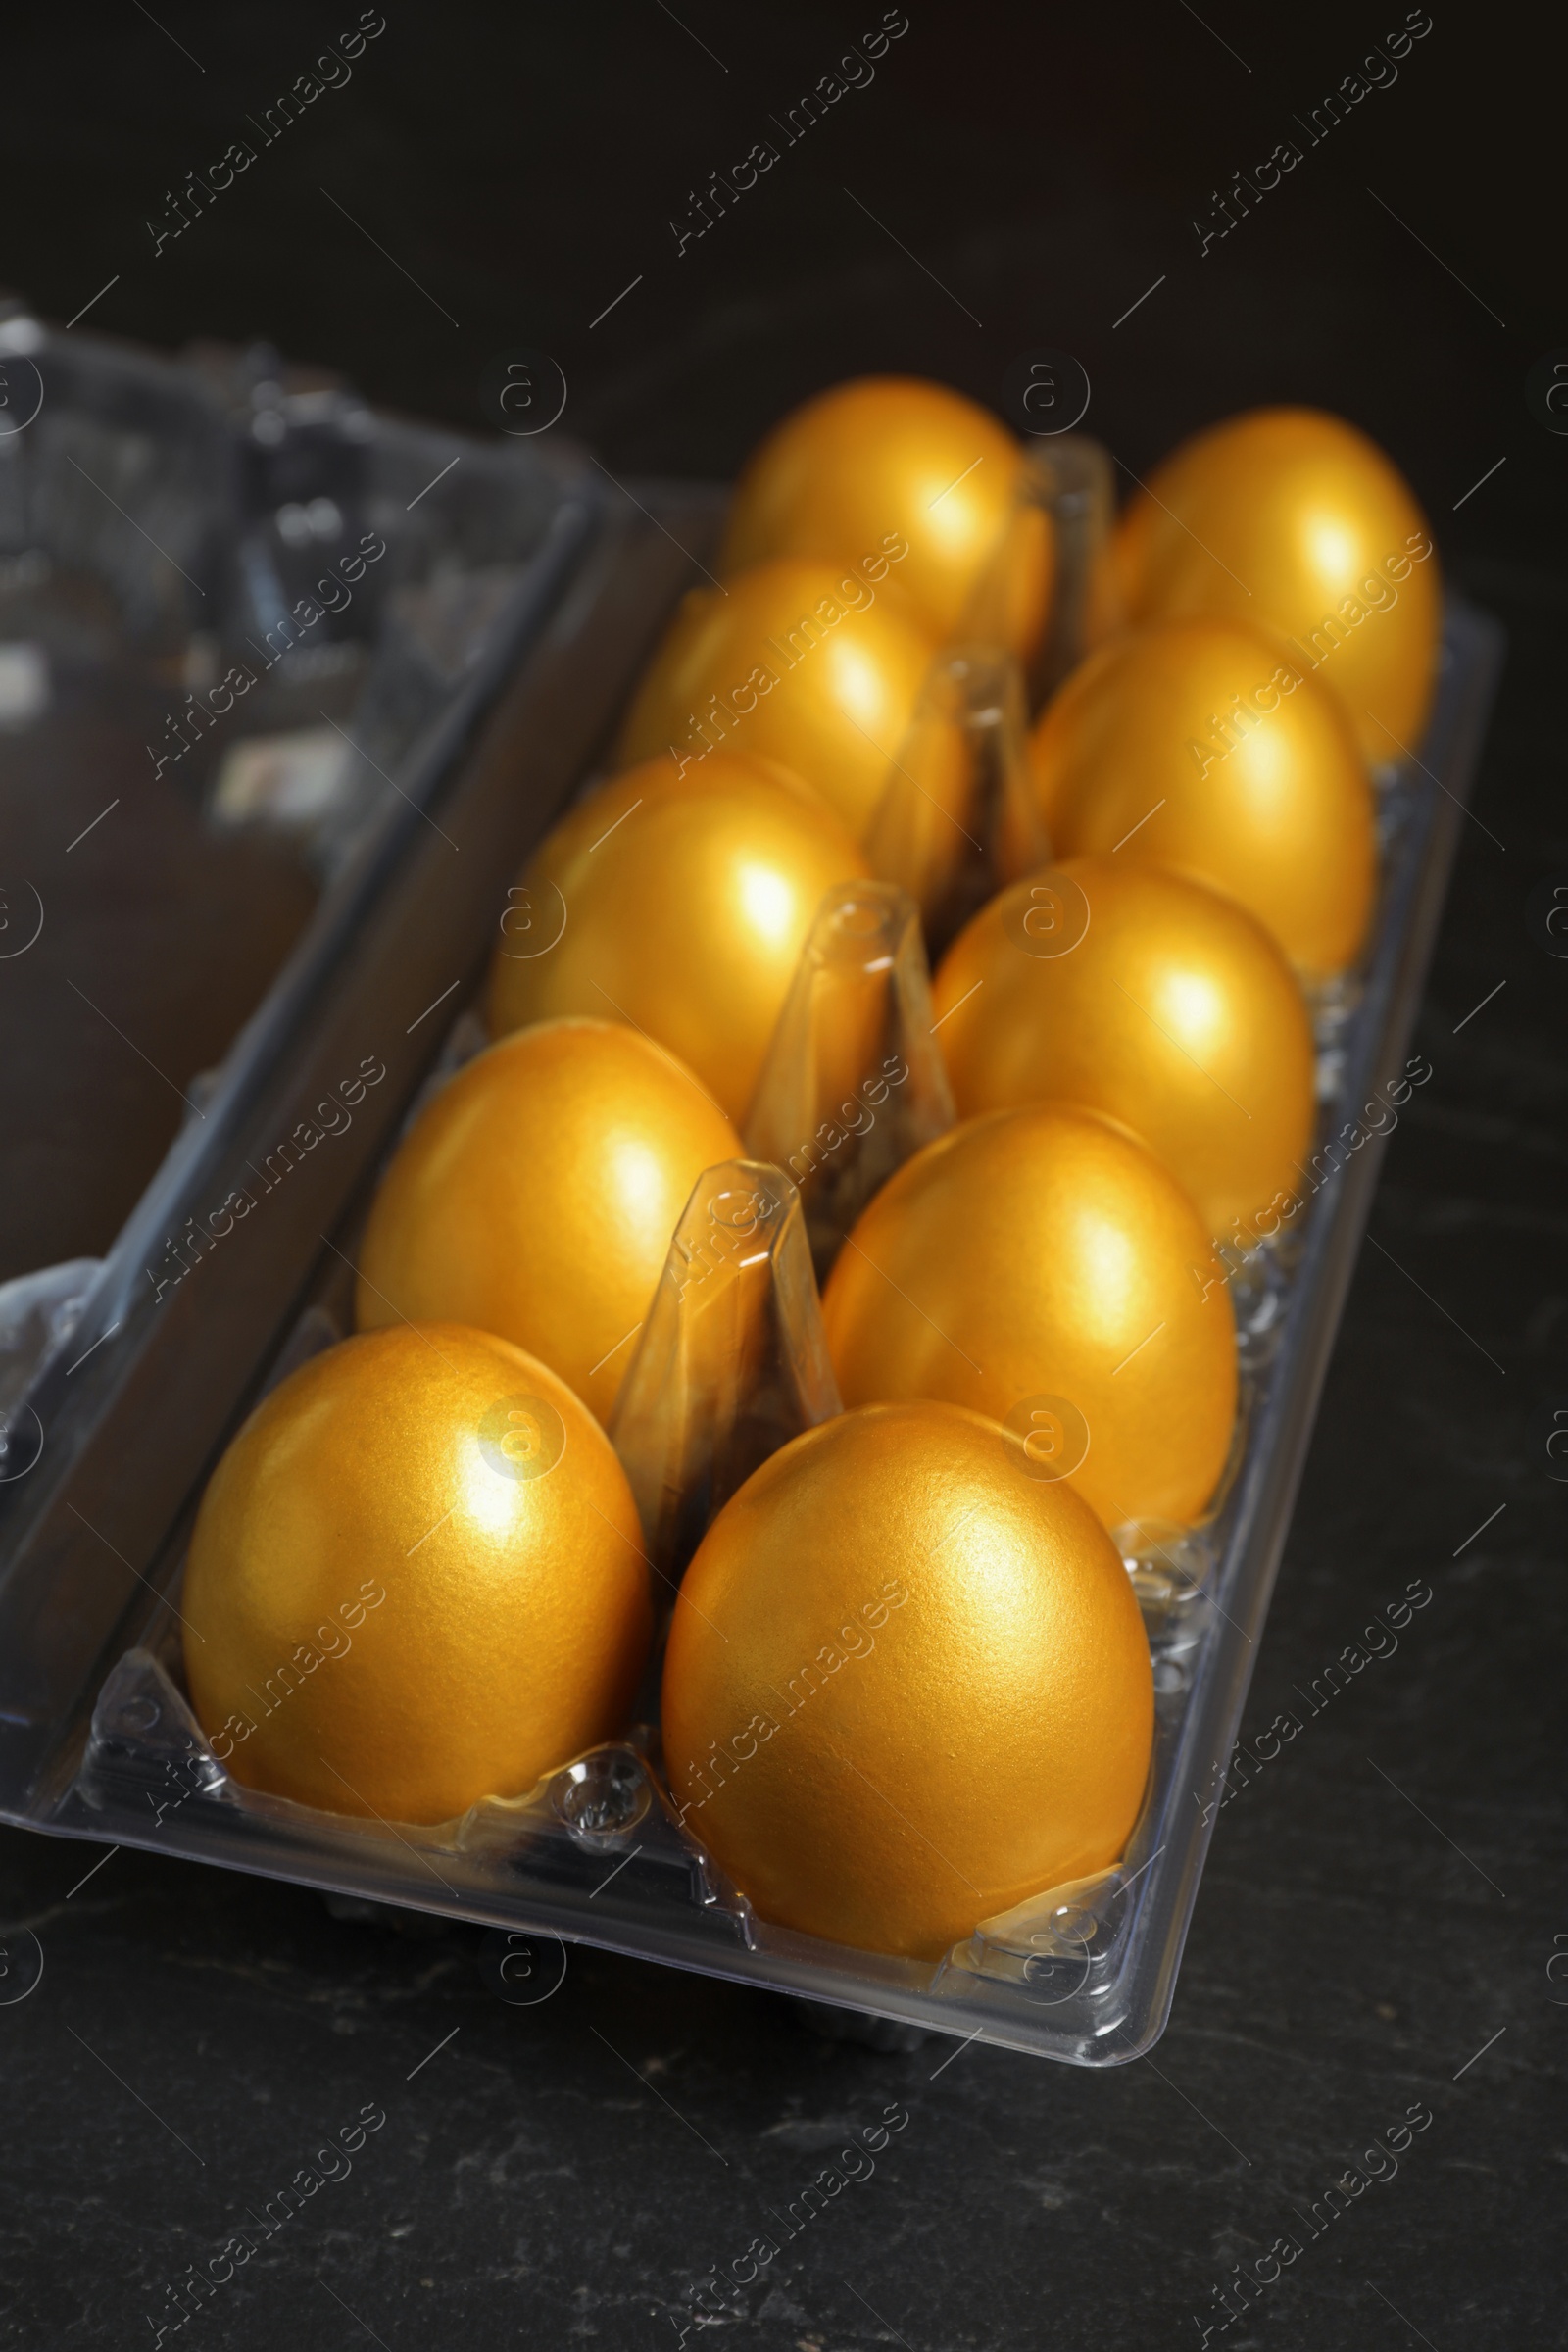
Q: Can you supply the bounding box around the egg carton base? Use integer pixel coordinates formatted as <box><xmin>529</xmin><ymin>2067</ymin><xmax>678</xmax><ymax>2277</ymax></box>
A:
<box><xmin>0</xmin><ymin>595</ymin><xmax>1505</xmax><ymax>2065</ymax></box>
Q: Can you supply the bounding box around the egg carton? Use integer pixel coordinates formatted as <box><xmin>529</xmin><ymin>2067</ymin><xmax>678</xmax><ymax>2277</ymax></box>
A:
<box><xmin>0</xmin><ymin>318</ymin><xmax>1504</xmax><ymax>2060</ymax></box>
<box><xmin>0</xmin><ymin>336</ymin><xmax>1501</xmax><ymax>2052</ymax></box>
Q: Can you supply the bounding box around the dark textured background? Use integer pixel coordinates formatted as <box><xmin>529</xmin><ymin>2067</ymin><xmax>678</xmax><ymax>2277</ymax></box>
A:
<box><xmin>2</xmin><ymin>4</ymin><xmax>1564</xmax><ymax>2346</ymax></box>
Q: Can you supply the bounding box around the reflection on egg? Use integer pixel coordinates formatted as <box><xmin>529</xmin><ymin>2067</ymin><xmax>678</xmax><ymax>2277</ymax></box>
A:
<box><xmin>614</xmin><ymin>558</ymin><xmax>966</xmax><ymax>855</ymax></box>
<box><xmin>932</xmin><ymin>857</ymin><xmax>1317</xmax><ymax>1239</ymax></box>
<box><xmin>721</xmin><ymin>375</ymin><xmax>1052</xmax><ymax>658</ymax></box>
<box><xmin>183</xmin><ymin>1324</ymin><xmax>650</xmax><ymax>1823</ymax></box>
<box><xmin>662</xmin><ymin>1398</ymin><xmax>1153</xmax><ymax>1958</ymax></box>
<box><xmin>1024</xmin><ymin>616</ymin><xmax>1377</xmax><ymax>980</ymax></box>
<box><xmin>357</xmin><ymin>1018</ymin><xmax>739</xmax><ymax>1420</ymax></box>
<box><xmin>822</xmin><ymin>1104</ymin><xmax>1238</xmax><ymax>1528</ymax></box>
<box><xmin>1112</xmin><ymin>405</ymin><xmax>1441</xmax><ymax>760</ymax></box>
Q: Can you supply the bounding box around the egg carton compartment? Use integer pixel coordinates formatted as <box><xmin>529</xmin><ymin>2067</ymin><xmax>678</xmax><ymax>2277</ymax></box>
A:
<box><xmin>79</xmin><ymin>1647</ymin><xmax>742</xmax><ymax>1937</ymax></box>
<box><xmin>0</xmin><ymin>425</ymin><xmax>1501</xmax><ymax>2059</ymax></box>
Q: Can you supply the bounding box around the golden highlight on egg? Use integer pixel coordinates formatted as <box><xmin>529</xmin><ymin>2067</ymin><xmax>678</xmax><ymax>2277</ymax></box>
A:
<box><xmin>932</xmin><ymin>858</ymin><xmax>1317</xmax><ymax>1240</ymax></box>
<box><xmin>614</xmin><ymin>557</ymin><xmax>965</xmax><ymax>850</ymax></box>
<box><xmin>1025</xmin><ymin>615</ymin><xmax>1377</xmax><ymax>980</ymax></box>
<box><xmin>661</xmin><ymin>1399</ymin><xmax>1153</xmax><ymax>1959</ymax></box>
<box><xmin>721</xmin><ymin>375</ymin><xmax>1053</xmax><ymax>659</ymax></box>
<box><xmin>1112</xmin><ymin>405</ymin><xmax>1441</xmax><ymax>760</ymax></box>
<box><xmin>821</xmin><ymin>1105</ymin><xmax>1237</xmax><ymax>1528</ymax></box>
<box><xmin>486</xmin><ymin>753</ymin><xmax>868</xmax><ymax>1126</ymax></box>
<box><xmin>183</xmin><ymin>1324</ymin><xmax>651</xmax><ymax>1824</ymax></box>
<box><xmin>357</xmin><ymin>1018</ymin><xmax>740</xmax><ymax>1421</ymax></box>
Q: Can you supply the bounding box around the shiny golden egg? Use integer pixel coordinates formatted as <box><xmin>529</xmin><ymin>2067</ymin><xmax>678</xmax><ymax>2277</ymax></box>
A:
<box><xmin>614</xmin><ymin>558</ymin><xmax>965</xmax><ymax>850</ymax></box>
<box><xmin>721</xmin><ymin>375</ymin><xmax>1052</xmax><ymax>660</ymax></box>
<box><xmin>821</xmin><ymin>1105</ymin><xmax>1237</xmax><ymax>1528</ymax></box>
<box><xmin>932</xmin><ymin>857</ymin><xmax>1317</xmax><ymax>1240</ymax></box>
<box><xmin>661</xmin><ymin>1398</ymin><xmax>1153</xmax><ymax>1959</ymax></box>
<box><xmin>1025</xmin><ymin>615</ymin><xmax>1377</xmax><ymax>980</ymax></box>
<box><xmin>1113</xmin><ymin>406</ymin><xmax>1441</xmax><ymax>761</ymax></box>
<box><xmin>183</xmin><ymin>1323</ymin><xmax>650</xmax><ymax>1824</ymax></box>
<box><xmin>486</xmin><ymin>753</ymin><xmax>868</xmax><ymax>1126</ymax></box>
<box><xmin>357</xmin><ymin>1019</ymin><xmax>740</xmax><ymax>1421</ymax></box>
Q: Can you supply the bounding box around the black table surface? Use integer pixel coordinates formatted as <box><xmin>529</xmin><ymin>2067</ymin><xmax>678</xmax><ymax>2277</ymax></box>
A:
<box><xmin>2</xmin><ymin>8</ymin><xmax>1564</xmax><ymax>2346</ymax></box>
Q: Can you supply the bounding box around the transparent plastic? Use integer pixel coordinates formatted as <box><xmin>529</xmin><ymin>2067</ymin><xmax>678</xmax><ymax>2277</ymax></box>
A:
<box><xmin>0</xmin><ymin>298</ymin><xmax>599</xmax><ymax>1307</ymax></box>
<box><xmin>853</xmin><ymin>434</ymin><xmax>1113</xmax><ymax>936</ymax></box>
<box><xmin>946</xmin><ymin>428</ymin><xmax>1118</xmax><ymax>710</ymax></box>
<box><xmin>866</xmin><ymin>645</ymin><xmax>1047</xmax><ymax>948</ymax></box>
<box><xmin>0</xmin><ymin>499</ymin><xmax>1502</xmax><ymax>2060</ymax></box>
<box><xmin>609</xmin><ymin>1160</ymin><xmax>840</xmax><ymax>1586</ymax></box>
<box><xmin>1020</xmin><ymin>433</ymin><xmax>1121</xmax><ymax>701</ymax></box>
<box><xmin>742</xmin><ymin>879</ymin><xmax>956</xmax><ymax>1276</ymax></box>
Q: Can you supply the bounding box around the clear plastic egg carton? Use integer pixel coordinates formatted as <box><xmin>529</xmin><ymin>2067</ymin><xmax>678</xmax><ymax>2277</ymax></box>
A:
<box><xmin>0</xmin><ymin>360</ymin><xmax>1501</xmax><ymax>2058</ymax></box>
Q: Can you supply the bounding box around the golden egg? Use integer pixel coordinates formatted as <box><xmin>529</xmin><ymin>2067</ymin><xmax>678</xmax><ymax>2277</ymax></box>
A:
<box><xmin>1113</xmin><ymin>406</ymin><xmax>1441</xmax><ymax>761</ymax></box>
<box><xmin>1025</xmin><ymin>615</ymin><xmax>1376</xmax><ymax>980</ymax></box>
<box><xmin>661</xmin><ymin>1398</ymin><xmax>1153</xmax><ymax>1959</ymax></box>
<box><xmin>183</xmin><ymin>1323</ymin><xmax>650</xmax><ymax>1824</ymax></box>
<box><xmin>721</xmin><ymin>375</ymin><xmax>1052</xmax><ymax>660</ymax></box>
<box><xmin>821</xmin><ymin>1106</ymin><xmax>1236</xmax><ymax>1528</ymax></box>
<box><xmin>932</xmin><ymin>857</ymin><xmax>1317</xmax><ymax>1240</ymax></box>
<box><xmin>486</xmin><ymin>754</ymin><xmax>868</xmax><ymax>1126</ymax></box>
<box><xmin>357</xmin><ymin>1019</ymin><xmax>739</xmax><ymax>1421</ymax></box>
<box><xmin>614</xmin><ymin>558</ymin><xmax>966</xmax><ymax>851</ymax></box>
